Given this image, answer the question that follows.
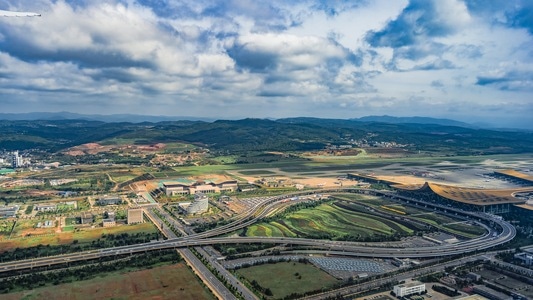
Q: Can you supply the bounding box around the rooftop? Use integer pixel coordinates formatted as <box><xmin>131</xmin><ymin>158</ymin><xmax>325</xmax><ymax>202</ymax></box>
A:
<box><xmin>397</xmin><ymin>281</ymin><xmax>424</xmax><ymax>288</ymax></box>
<box><xmin>456</xmin><ymin>295</ymin><xmax>489</xmax><ymax>300</ymax></box>
<box><xmin>494</xmin><ymin>169</ymin><xmax>533</xmax><ymax>183</ymax></box>
<box><xmin>394</xmin><ymin>182</ymin><xmax>531</xmax><ymax>206</ymax></box>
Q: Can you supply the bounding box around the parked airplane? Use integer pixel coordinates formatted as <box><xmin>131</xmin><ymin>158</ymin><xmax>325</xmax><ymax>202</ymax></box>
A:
<box><xmin>0</xmin><ymin>10</ymin><xmax>41</xmax><ymax>17</ymax></box>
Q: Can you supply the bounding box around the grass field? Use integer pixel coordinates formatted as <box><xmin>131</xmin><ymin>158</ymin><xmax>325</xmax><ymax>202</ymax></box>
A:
<box><xmin>0</xmin><ymin>220</ymin><xmax>14</xmax><ymax>231</ymax></box>
<box><xmin>246</xmin><ymin>194</ymin><xmax>485</xmax><ymax>240</ymax></box>
<box><xmin>163</xmin><ymin>142</ymin><xmax>199</xmax><ymax>153</ymax></box>
<box><xmin>3</xmin><ymin>262</ymin><xmax>215</xmax><ymax>300</ymax></box>
<box><xmin>0</xmin><ymin>223</ymin><xmax>158</xmax><ymax>251</ymax></box>
<box><xmin>209</xmin><ymin>155</ymin><xmax>238</xmax><ymax>164</ymax></box>
<box><xmin>13</xmin><ymin>153</ymin><xmax>532</xmax><ymax>187</ymax></box>
<box><xmin>6</xmin><ymin>219</ymin><xmax>57</xmax><ymax>239</ymax></box>
<box><xmin>336</xmin><ymin>195</ymin><xmax>487</xmax><ymax>238</ymax></box>
<box><xmin>246</xmin><ymin>202</ymin><xmax>413</xmax><ymax>240</ymax></box>
<box><xmin>444</xmin><ymin>222</ymin><xmax>487</xmax><ymax>236</ymax></box>
<box><xmin>98</xmin><ymin>137</ymin><xmax>142</xmax><ymax>145</ymax></box>
<box><xmin>410</xmin><ymin>213</ymin><xmax>486</xmax><ymax>238</ymax></box>
<box><xmin>107</xmin><ymin>171</ymin><xmax>137</xmax><ymax>183</ymax></box>
<box><xmin>236</xmin><ymin>261</ymin><xmax>339</xmax><ymax>299</ymax></box>
<box><xmin>239</xmin><ymin>170</ymin><xmax>277</xmax><ymax>175</ymax></box>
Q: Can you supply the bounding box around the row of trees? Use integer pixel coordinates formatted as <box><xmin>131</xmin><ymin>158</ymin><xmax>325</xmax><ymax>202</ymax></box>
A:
<box><xmin>0</xmin><ymin>250</ymin><xmax>181</xmax><ymax>293</ymax></box>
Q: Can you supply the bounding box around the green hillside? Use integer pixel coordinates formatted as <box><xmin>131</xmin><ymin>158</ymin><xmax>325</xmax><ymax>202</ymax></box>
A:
<box><xmin>0</xmin><ymin>118</ymin><xmax>532</xmax><ymax>155</ymax></box>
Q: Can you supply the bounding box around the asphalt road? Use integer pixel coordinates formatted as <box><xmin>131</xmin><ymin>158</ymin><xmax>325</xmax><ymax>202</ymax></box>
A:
<box><xmin>0</xmin><ymin>188</ymin><xmax>518</xmax><ymax>299</ymax></box>
<box><xmin>144</xmin><ymin>207</ymin><xmax>237</xmax><ymax>300</ymax></box>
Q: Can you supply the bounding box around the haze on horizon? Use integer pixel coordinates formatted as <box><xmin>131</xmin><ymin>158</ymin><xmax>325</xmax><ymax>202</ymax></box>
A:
<box><xmin>0</xmin><ymin>0</ymin><xmax>532</xmax><ymax>129</ymax></box>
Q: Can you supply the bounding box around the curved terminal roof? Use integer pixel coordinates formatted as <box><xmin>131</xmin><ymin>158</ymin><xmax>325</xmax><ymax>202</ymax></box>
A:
<box><xmin>494</xmin><ymin>169</ymin><xmax>533</xmax><ymax>183</ymax></box>
<box><xmin>514</xmin><ymin>203</ymin><xmax>533</xmax><ymax>211</ymax></box>
<box><xmin>394</xmin><ymin>182</ymin><xmax>532</xmax><ymax>206</ymax></box>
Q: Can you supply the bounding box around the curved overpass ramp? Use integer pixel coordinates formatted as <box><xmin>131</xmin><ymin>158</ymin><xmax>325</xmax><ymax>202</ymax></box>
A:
<box><xmin>0</xmin><ymin>188</ymin><xmax>516</xmax><ymax>273</ymax></box>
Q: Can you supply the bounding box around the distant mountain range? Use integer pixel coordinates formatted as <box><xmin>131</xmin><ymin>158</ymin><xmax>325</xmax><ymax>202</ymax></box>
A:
<box><xmin>0</xmin><ymin>112</ymin><xmax>214</xmax><ymax>123</ymax></box>
<box><xmin>0</xmin><ymin>112</ymin><xmax>482</xmax><ymax>128</ymax></box>
<box><xmin>351</xmin><ymin>115</ymin><xmax>474</xmax><ymax>128</ymax></box>
<box><xmin>1</xmin><ymin>116</ymin><xmax>532</xmax><ymax>154</ymax></box>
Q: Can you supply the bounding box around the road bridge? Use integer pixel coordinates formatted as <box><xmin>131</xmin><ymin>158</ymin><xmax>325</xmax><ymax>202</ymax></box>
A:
<box><xmin>0</xmin><ymin>188</ymin><xmax>516</xmax><ymax>284</ymax></box>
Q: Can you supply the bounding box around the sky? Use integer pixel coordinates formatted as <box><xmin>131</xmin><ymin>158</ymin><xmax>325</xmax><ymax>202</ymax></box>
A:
<box><xmin>0</xmin><ymin>0</ymin><xmax>532</xmax><ymax>128</ymax></box>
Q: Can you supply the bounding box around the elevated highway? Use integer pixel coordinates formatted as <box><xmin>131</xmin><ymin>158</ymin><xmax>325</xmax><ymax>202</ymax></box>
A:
<box><xmin>0</xmin><ymin>188</ymin><xmax>516</xmax><ymax>274</ymax></box>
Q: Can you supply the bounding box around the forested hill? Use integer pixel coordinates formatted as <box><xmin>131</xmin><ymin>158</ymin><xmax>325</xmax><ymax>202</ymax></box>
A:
<box><xmin>0</xmin><ymin>118</ymin><xmax>532</xmax><ymax>154</ymax></box>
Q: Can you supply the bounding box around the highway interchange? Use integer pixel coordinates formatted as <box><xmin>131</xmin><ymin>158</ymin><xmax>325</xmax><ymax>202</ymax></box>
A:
<box><xmin>0</xmin><ymin>188</ymin><xmax>517</xmax><ymax>299</ymax></box>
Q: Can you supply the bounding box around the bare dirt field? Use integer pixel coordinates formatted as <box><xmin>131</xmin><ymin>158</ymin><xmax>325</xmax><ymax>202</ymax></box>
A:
<box><xmin>282</xmin><ymin>176</ymin><xmax>342</xmax><ymax>188</ymax></box>
<box><xmin>64</xmin><ymin>142</ymin><xmax>168</xmax><ymax>156</ymax></box>
<box><xmin>4</xmin><ymin>263</ymin><xmax>215</xmax><ymax>300</ymax></box>
<box><xmin>189</xmin><ymin>173</ymin><xmax>236</xmax><ymax>183</ymax></box>
<box><xmin>133</xmin><ymin>180</ymin><xmax>159</xmax><ymax>192</ymax></box>
<box><xmin>238</xmin><ymin>174</ymin><xmax>342</xmax><ymax>188</ymax></box>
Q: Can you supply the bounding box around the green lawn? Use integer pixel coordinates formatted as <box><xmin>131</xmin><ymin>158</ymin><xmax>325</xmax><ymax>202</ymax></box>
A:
<box><xmin>62</xmin><ymin>225</ymin><xmax>75</xmax><ymax>232</ymax></box>
<box><xmin>236</xmin><ymin>261</ymin><xmax>339</xmax><ymax>299</ymax></box>
<box><xmin>238</xmin><ymin>170</ymin><xmax>277</xmax><ymax>175</ymax></box>
<box><xmin>0</xmin><ymin>223</ymin><xmax>158</xmax><ymax>251</ymax></box>
<box><xmin>246</xmin><ymin>202</ymin><xmax>413</xmax><ymax>240</ymax></box>
<box><xmin>0</xmin><ymin>221</ymin><xmax>14</xmax><ymax>236</ymax></box>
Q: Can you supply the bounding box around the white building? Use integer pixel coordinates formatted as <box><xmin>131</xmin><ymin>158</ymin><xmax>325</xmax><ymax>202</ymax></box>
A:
<box><xmin>514</xmin><ymin>252</ymin><xmax>533</xmax><ymax>266</ymax></box>
<box><xmin>96</xmin><ymin>195</ymin><xmax>122</xmax><ymax>206</ymax></box>
<box><xmin>393</xmin><ymin>281</ymin><xmax>426</xmax><ymax>297</ymax></box>
<box><xmin>35</xmin><ymin>203</ymin><xmax>57</xmax><ymax>212</ymax></box>
<box><xmin>163</xmin><ymin>180</ymin><xmax>237</xmax><ymax>196</ymax></box>
<box><xmin>179</xmin><ymin>193</ymin><xmax>209</xmax><ymax>215</ymax></box>
<box><xmin>11</xmin><ymin>151</ymin><xmax>23</xmax><ymax>168</ymax></box>
<box><xmin>0</xmin><ymin>205</ymin><xmax>19</xmax><ymax>218</ymax></box>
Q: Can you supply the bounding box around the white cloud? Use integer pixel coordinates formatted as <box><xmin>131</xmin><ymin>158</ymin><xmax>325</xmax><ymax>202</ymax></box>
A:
<box><xmin>0</xmin><ymin>0</ymin><xmax>531</xmax><ymax>127</ymax></box>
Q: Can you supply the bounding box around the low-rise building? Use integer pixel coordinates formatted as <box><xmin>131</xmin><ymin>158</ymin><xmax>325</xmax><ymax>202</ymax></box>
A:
<box><xmin>35</xmin><ymin>203</ymin><xmax>57</xmax><ymax>212</ymax></box>
<box><xmin>58</xmin><ymin>191</ymin><xmax>78</xmax><ymax>197</ymax></box>
<box><xmin>102</xmin><ymin>218</ymin><xmax>116</xmax><ymax>227</ymax></box>
<box><xmin>102</xmin><ymin>211</ymin><xmax>116</xmax><ymax>227</ymax></box>
<box><xmin>0</xmin><ymin>205</ymin><xmax>19</xmax><ymax>218</ymax></box>
<box><xmin>393</xmin><ymin>281</ymin><xmax>426</xmax><ymax>297</ymax></box>
<box><xmin>472</xmin><ymin>285</ymin><xmax>512</xmax><ymax>300</ymax></box>
<box><xmin>80</xmin><ymin>212</ymin><xmax>93</xmax><ymax>224</ymax></box>
<box><xmin>163</xmin><ymin>180</ymin><xmax>237</xmax><ymax>196</ymax></box>
<box><xmin>514</xmin><ymin>251</ymin><xmax>533</xmax><ymax>266</ymax></box>
<box><xmin>467</xmin><ymin>272</ymin><xmax>482</xmax><ymax>282</ymax></box>
<box><xmin>392</xmin><ymin>257</ymin><xmax>409</xmax><ymax>267</ymax></box>
<box><xmin>96</xmin><ymin>196</ymin><xmax>122</xmax><ymax>206</ymax></box>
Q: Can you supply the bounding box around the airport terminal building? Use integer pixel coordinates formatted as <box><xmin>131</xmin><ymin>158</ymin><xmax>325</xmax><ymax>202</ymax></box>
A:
<box><xmin>348</xmin><ymin>170</ymin><xmax>533</xmax><ymax>215</ymax></box>
<box><xmin>393</xmin><ymin>182</ymin><xmax>528</xmax><ymax>214</ymax></box>
<box><xmin>163</xmin><ymin>180</ymin><xmax>237</xmax><ymax>196</ymax></box>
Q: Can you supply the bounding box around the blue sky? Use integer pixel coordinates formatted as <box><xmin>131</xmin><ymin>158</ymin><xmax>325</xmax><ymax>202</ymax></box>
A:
<box><xmin>0</xmin><ymin>0</ymin><xmax>532</xmax><ymax>128</ymax></box>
